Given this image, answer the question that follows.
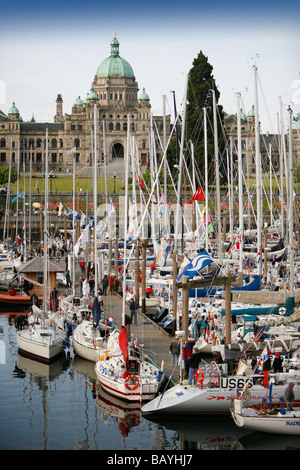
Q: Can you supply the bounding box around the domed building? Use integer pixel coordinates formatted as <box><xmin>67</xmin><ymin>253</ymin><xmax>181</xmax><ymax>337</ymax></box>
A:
<box><xmin>0</xmin><ymin>34</ymin><xmax>171</xmax><ymax>177</ymax></box>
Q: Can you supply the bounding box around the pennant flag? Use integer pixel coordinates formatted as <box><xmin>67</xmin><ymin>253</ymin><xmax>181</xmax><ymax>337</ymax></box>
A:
<box><xmin>35</xmin><ymin>146</ymin><xmax>43</xmax><ymax>152</ymax></box>
<box><xmin>176</xmin><ymin>250</ymin><xmax>214</xmax><ymax>282</ymax></box>
<box><xmin>190</xmin><ymin>186</ymin><xmax>205</xmax><ymax>204</ymax></box>
<box><xmin>67</xmin><ymin>147</ymin><xmax>76</xmax><ymax>155</ymax></box>
<box><xmin>80</xmin><ymin>212</ymin><xmax>86</xmax><ymax>228</ymax></box>
<box><xmin>118</xmin><ymin>325</ymin><xmax>129</xmax><ymax>367</ymax></box>
<box><xmin>66</xmin><ymin>208</ymin><xmax>73</xmax><ymax>217</ymax></box>
<box><xmin>74</xmin><ymin>216</ymin><xmax>95</xmax><ymax>256</ymax></box>
<box><xmin>109</xmin><ymin>315</ymin><xmax>113</xmax><ymax>322</ymax></box>
<box><xmin>88</xmin><ymin>216</ymin><xmax>95</xmax><ymax>229</ymax></box>
<box><xmin>58</xmin><ymin>202</ymin><xmax>64</xmax><ymax>217</ymax></box>
<box><xmin>72</xmin><ymin>210</ymin><xmax>79</xmax><ymax>228</ymax></box>
<box><xmin>156</xmin><ymin>238</ymin><xmax>172</xmax><ymax>267</ymax></box>
<box><xmin>11</xmin><ymin>192</ymin><xmax>24</xmax><ymax>204</ymax></box>
<box><xmin>138</xmin><ymin>176</ymin><xmax>144</xmax><ymax>190</ymax></box>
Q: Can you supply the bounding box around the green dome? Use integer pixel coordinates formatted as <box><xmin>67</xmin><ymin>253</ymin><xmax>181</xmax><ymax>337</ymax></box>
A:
<box><xmin>248</xmin><ymin>105</ymin><xmax>255</xmax><ymax>117</ymax></box>
<box><xmin>87</xmin><ymin>88</ymin><xmax>99</xmax><ymax>100</ymax></box>
<box><xmin>8</xmin><ymin>101</ymin><xmax>19</xmax><ymax>114</ymax></box>
<box><xmin>75</xmin><ymin>96</ymin><xmax>83</xmax><ymax>106</ymax></box>
<box><xmin>240</xmin><ymin>108</ymin><xmax>247</xmax><ymax>121</ymax></box>
<box><xmin>138</xmin><ymin>88</ymin><xmax>149</xmax><ymax>100</ymax></box>
<box><xmin>96</xmin><ymin>35</ymin><xmax>134</xmax><ymax>78</ymax></box>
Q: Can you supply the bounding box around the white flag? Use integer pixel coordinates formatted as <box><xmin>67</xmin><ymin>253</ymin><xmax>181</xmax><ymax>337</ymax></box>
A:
<box><xmin>67</xmin><ymin>147</ymin><xmax>76</xmax><ymax>155</ymax></box>
<box><xmin>58</xmin><ymin>202</ymin><xmax>63</xmax><ymax>217</ymax></box>
<box><xmin>74</xmin><ymin>224</ymin><xmax>89</xmax><ymax>257</ymax></box>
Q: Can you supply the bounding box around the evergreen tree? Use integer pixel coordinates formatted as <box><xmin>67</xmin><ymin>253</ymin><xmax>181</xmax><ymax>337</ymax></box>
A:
<box><xmin>186</xmin><ymin>51</ymin><xmax>224</xmax><ymax>178</ymax></box>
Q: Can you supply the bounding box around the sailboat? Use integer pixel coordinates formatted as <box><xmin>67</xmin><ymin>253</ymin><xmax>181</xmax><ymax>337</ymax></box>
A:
<box><xmin>95</xmin><ymin>117</ymin><xmax>165</xmax><ymax>402</ymax></box>
<box><xmin>16</xmin><ymin>126</ymin><xmax>66</xmax><ymax>363</ymax></box>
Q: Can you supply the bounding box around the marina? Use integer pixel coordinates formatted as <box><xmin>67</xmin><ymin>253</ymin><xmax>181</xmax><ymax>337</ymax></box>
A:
<box><xmin>0</xmin><ymin>15</ymin><xmax>299</xmax><ymax>454</ymax></box>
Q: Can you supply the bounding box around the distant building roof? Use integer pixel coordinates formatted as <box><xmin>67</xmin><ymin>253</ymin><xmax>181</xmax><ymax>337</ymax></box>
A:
<box><xmin>18</xmin><ymin>257</ymin><xmax>64</xmax><ymax>273</ymax></box>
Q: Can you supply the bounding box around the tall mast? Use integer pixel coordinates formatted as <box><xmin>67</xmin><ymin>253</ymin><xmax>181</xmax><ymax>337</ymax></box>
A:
<box><xmin>93</xmin><ymin>104</ymin><xmax>98</xmax><ymax>297</ymax></box>
<box><xmin>288</xmin><ymin>107</ymin><xmax>294</xmax><ymax>298</ymax></box>
<box><xmin>253</xmin><ymin>65</ymin><xmax>262</xmax><ymax>277</ymax></box>
<box><xmin>212</xmin><ymin>89</ymin><xmax>222</xmax><ymax>263</ymax></box>
<box><xmin>236</xmin><ymin>94</ymin><xmax>244</xmax><ymax>273</ymax></box>
<box><xmin>174</xmin><ymin>73</ymin><xmax>188</xmax><ymax>253</ymax></box>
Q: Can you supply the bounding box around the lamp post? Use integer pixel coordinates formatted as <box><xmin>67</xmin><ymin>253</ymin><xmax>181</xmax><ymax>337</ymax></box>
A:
<box><xmin>112</xmin><ymin>172</ymin><xmax>117</xmax><ymax>194</ymax></box>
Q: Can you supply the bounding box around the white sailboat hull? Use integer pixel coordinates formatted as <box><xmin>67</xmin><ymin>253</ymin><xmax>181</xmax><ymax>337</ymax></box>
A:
<box><xmin>16</xmin><ymin>326</ymin><xmax>64</xmax><ymax>363</ymax></box>
<box><xmin>231</xmin><ymin>400</ymin><xmax>300</xmax><ymax>435</ymax></box>
<box><xmin>142</xmin><ymin>376</ymin><xmax>300</xmax><ymax>416</ymax></box>
<box><xmin>95</xmin><ymin>355</ymin><xmax>163</xmax><ymax>402</ymax></box>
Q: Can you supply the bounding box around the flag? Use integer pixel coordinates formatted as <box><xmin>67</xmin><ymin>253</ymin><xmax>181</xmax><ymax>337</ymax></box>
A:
<box><xmin>133</xmin><ymin>337</ymin><xmax>138</xmax><ymax>348</ymax></box>
<box><xmin>11</xmin><ymin>192</ymin><xmax>24</xmax><ymax>204</ymax></box>
<box><xmin>118</xmin><ymin>325</ymin><xmax>129</xmax><ymax>367</ymax></box>
<box><xmin>138</xmin><ymin>176</ymin><xmax>144</xmax><ymax>190</ymax></box>
<box><xmin>58</xmin><ymin>202</ymin><xmax>64</xmax><ymax>217</ymax></box>
<box><xmin>80</xmin><ymin>212</ymin><xmax>86</xmax><ymax>228</ymax></box>
<box><xmin>156</xmin><ymin>238</ymin><xmax>172</xmax><ymax>267</ymax></box>
<box><xmin>72</xmin><ymin>210</ymin><xmax>79</xmax><ymax>228</ymax></box>
<box><xmin>66</xmin><ymin>208</ymin><xmax>73</xmax><ymax>217</ymax></box>
<box><xmin>176</xmin><ymin>250</ymin><xmax>214</xmax><ymax>282</ymax></box>
<box><xmin>190</xmin><ymin>186</ymin><xmax>205</xmax><ymax>204</ymax></box>
<box><xmin>67</xmin><ymin>147</ymin><xmax>76</xmax><ymax>155</ymax></box>
<box><xmin>35</xmin><ymin>146</ymin><xmax>43</xmax><ymax>152</ymax></box>
<box><xmin>88</xmin><ymin>216</ymin><xmax>95</xmax><ymax>229</ymax></box>
<box><xmin>74</xmin><ymin>216</ymin><xmax>94</xmax><ymax>256</ymax></box>
<box><xmin>109</xmin><ymin>315</ymin><xmax>113</xmax><ymax>322</ymax></box>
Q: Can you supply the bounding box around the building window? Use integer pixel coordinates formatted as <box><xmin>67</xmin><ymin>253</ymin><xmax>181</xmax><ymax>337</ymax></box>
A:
<box><xmin>71</xmin><ymin>124</ymin><xmax>75</xmax><ymax>130</ymax></box>
<box><xmin>0</xmin><ymin>153</ymin><xmax>6</xmax><ymax>162</ymax></box>
<box><xmin>109</xmin><ymin>123</ymin><xmax>113</xmax><ymax>131</ymax></box>
<box><xmin>78</xmin><ymin>124</ymin><xmax>82</xmax><ymax>131</ymax></box>
<box><xmin>0</xmin><ymin>138</ymin><xmax>6</xmax><ymax>148</ymax></box>
<box><xmin>74</xmin><ymin>138</ymin><xmax>80</xmax><ymax>148</ymax></box>
<box><xmin>116</xmin><ymin>122</ymin><xmax>120</xmax><ymax>131</ymax></box>
<box><xmin>51</xmin><ymin>139</ymin><xmax>57</xmax><ymax>148</ymax></box>
<box><xmin>123</xmin><ymin>122</ymin><xmax>127</xmax><ymax>131</ymax></box>
<box><xmin>51</xmin><ymin>153</ymin><xmax>57</xmax><ymax>162</ymax></box>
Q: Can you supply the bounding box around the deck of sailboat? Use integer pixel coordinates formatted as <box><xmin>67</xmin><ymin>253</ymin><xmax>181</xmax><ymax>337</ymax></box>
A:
<box><xmin>101</xmin><ymin>292</ymin><xmax>179</xmax><ymax>381</ymax></box>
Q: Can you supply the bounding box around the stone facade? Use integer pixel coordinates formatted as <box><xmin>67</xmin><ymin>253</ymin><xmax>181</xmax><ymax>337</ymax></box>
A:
<box><xmin>0</xmin><ymin>35</ymin><xmax>171</xmax><ymax>178</ymax></box>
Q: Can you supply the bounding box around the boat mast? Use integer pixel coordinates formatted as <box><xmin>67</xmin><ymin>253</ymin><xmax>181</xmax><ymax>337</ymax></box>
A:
<box><xmin>203</xmin><ymin>107</ymin><xmax>209</xmax><ymax>251</ymax></box>
<box><xmin>122</xmin><ymin>116</ymin><xmax>130</xmax><ymax>326</ymax></box>
<box><xmin>93</xmin><ymin>104</ymin><xmax>98</xmax><ymax>298</ymax></box>
<box><xmin>212</xmin><ymin>89</ymin><xmax>222</xmax><ymax>263</ymax></box>
<box><xmin>42</xmin><ymin>126</ymin><xmax>49</xmax><ymax>325</ymax></box>
<box><xmin>288</xmin><ymin>107</ymin><xmax>294</xmax><ymax>298</ymax></box>
<box><xmin>72</xmin><ymin>146</ymin><xmax>76</xmax><ymax>297</ymax></box>
<box><xmin>174</xmin><ymin>73</ymin><xmax>188</xmax><ymax>253</ymax></box>
<box><xmin>236</xmin><ymin>93</ymin><xmax>244</xmax><ymax>273</ymax></box>
<box><xmin>253</xmin><ymin>65</ymin><xmax>262</xmax><ymax>277</ymax></box>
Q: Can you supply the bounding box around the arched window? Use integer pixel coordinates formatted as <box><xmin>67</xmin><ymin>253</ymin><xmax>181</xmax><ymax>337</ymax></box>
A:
<box><xmin>116</xmin><ymin>122</ymin><xmax>120</xmax><ymax>131</ymax></box>
<box><xmin>0</xmin><ymin>138</ymin><xmax>6</xmax><ymax>148</ymax></box>
<box><xmin>29</xmin><ymin>138</ymin><xmax>34</xmax><ymax>149</ymax></box>
<box><xmin>123</xmin><ymin>122</ymin><xmax>127</xmax><ymax>131</ymax></box>
<box><xmin>109</xmin><ymin>122</ymin><xmax>113</xmax><ymax>131</ymax></box>
<box><xmin>51</xmin><ymin>138</ymin><xmax>57</xmax><ymax>148</ymax></box>
<box><xmin>74</xmin><ymin>138</ymin><xmax>80</xmax><ymax>148</ymax></box>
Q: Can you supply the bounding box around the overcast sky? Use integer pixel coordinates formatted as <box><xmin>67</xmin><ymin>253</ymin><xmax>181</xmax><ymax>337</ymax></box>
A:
<box><xmin>0</xmin><ymin>0</ymin><xmax>299</xmax><ymax>133</ymax></box>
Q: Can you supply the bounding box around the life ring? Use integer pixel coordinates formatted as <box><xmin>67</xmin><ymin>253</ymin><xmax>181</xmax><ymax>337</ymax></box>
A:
<box><xmin>195</xmin><ymin>369</ymin><xmax>205</xmax><ymax>387</ymax></box>
<box><xmin>124</xmin><ymin>414</ymin><xmax>140</xmax><ymax>427</ymax></box>
<box><xmin>124</xmin><ymin>374</ymin><xmax>139</xmax><ymax>390</ymax></box>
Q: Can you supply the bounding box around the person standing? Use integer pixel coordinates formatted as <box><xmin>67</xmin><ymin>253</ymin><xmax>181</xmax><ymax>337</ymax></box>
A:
<box><xmin>50</xmin><ymin>286</ymin><xmax>59</xmax><ymax>312</ymax></box>
<box><xmin>273</xmin><ymin>352</ymin><xmax>283</xmax><ymax>373</ymax></box>
<box><xmin>129</xmin><ymin>298</ymin><xmax>139</xmax><ymax>326</ymax></box>
<box><xmin>182</xmin><ymin>336</ymin><xmax>195</xmax><ymax>380</ymax></box>
<box><xmin>65</xmin><ymin>270</ymin><xmax>71</xmax><ymax>288</ymax></box>
<box><xmin>102</xmin><ymin>275</ymin><xmax>109</xmax><ymax>295</ymax></box>
<box><xmin>169</xmin><ymin>337</ymin><xmax>180</xmax><ymax>366</ymax></box>
<box><xmin>188</xmin><ymin>347</ymin><xmax>202</xmax><ymax>385</ymax></box>
<box><xmin>284</xmin><ymin>383</ymin><xmax>295</xmax><ymax>411</ymax></box>
<box><xmin>262</xmin><ymin>350</ymin><xmax>272</xmax><ymax>387</ymax></box>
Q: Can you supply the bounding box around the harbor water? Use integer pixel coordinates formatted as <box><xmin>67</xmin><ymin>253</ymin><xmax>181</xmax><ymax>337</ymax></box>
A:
<box><xmin>1</xmin><ymin>313</ymin><xmax>300</xmax><ymax>452</ymax></box>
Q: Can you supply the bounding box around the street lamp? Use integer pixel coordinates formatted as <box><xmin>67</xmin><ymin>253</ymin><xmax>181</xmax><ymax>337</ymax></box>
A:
<box><xmin>112</xmin><ymin>172</ymin><xmax>117</xmax><ymax>194</ymax></box>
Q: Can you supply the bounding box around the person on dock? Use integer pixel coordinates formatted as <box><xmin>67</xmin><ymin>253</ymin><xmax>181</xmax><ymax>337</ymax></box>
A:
<box><xmin>284</xmin><ymin>382</ymin><xmax>295</xmax><ymax>411</ymax></box>
<box><xmin>66</xmin><ymin>270</ymin><xmax>71</xmax><ymax>288</ymax></box>
<box><xmin>182</xmin><ymin>336</ymin><xmax>195</xmax><ymax>380</ymax></box>
<box><xmin>169</xmin><ymin>337</ymin><xmax>180</xmax><ymax>366</ymax></box>
<box><xmin>150</xmin><ymin>261</ymin><xmax>156</xmax><ymax>278</ymax></box>
<box><xmin>102</xmin><ymin>275</ymin><xmax>109</xmax><ymax>295</ymax></box>
<box><xmin>129</xmin><ymin>298</ymin><xmax>139</xmax><ymax>326</ymax></box>
<box><xmin>188</xmin><ymin>347</ymin><xmax>202</xmax><ymax>385</ymax></box>
<box><xmin>273</xmin><ymin>352</ymin><xmax>283</xmax><ymax>373</ymax></box>
<box><xmin>50</xmin><ymin>286</ymin><xmax>59</xmax><ymax>312</ymax></box>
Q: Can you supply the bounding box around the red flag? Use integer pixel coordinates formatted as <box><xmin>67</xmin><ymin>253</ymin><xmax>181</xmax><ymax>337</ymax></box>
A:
<box><xmin>138</xmin><ymin>177</ymin><xmax>144</xmax><ymax>190</ymax></box>
<box><xmin>119</xmin><ymin>325</ymin><xmax>129</xmax><ymax>366</ymax></box>
<box><xmin>190</xmin><ymin>186</ymin><xmax>205</xmax><ymax>204</ymax></box>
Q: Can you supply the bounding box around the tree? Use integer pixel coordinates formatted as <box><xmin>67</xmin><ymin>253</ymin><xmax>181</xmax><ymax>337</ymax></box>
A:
<box><xmin>0</xmin><ymin>166</ymin><xmax>17</xmax><ymax>185</ymax></box>
<box><xmin>186</xmin><ymin>51</ymin><xmax>224</xmax><ymax>178</ymax></box>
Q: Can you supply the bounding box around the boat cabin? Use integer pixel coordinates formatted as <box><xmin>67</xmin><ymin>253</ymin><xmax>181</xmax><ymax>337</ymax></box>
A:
<box><xmin>17</xmin><ymin>257</ymin><xmax>64</xmax><ymax>297</ymax></box>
